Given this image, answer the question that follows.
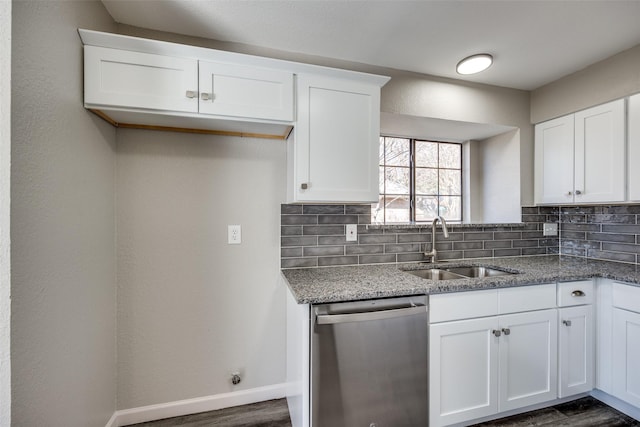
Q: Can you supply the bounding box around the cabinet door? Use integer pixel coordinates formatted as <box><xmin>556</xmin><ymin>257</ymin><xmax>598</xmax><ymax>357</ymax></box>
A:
<box><xmin>558</xmin><ymin>305</ymin><xmax>594</xmax><ymax>398</ymax></box>
<box><xmin>612</xmin><ymin>307</ymin><xmax>640</xmax><ymax>407</ymax></box>
<box><xmin>429</xmin><ymin>317</ymin><xmax>499</xmax><ymax>427</ymax></box>
<box><xmin>294</xmin><ymin>75</ymin><xmax>380</xmax><ymax>203</ymax></box>
<box><xmin>198</xmin><ymin>61</ymin><xmax>293</xmax><ymax>121</ymax></box>
<box><xmin>574</xmin><ymin>99</ymin><xmax>625</xmax><ymax>203</ymax></box>
<box><xmin>84</xmin><ymin>45</ymin><xmax>198</xmax><ymax>113</ymax></box>
<box><xmin>534</xmin><ymin>115</ymin><xmax>575</xmax><ymax>204</ymax></box>
<box><xmin>629</xmin><ymin>94</ymin><xmax>640</xmax><ymax>201</ymax></box>
<box><xmin>498</xmin><ymin>309</ymin><xmax>558</xmax><ymax>412</ymax></box>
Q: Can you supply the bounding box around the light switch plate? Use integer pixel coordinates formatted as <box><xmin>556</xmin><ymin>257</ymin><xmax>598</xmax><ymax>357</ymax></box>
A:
<box><xmin>543</xmin><ymin>223</ymin><xmax>558</xmax><ymax>236</ymax></box>
<box><xmin>346</xmin><ymin>224</ymin><xmax>358</xmax><ymax>242</ymax></box>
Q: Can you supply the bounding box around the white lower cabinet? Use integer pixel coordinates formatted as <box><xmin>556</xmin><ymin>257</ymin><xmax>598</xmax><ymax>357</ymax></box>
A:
<box><xmin>429</xmin><ymin>307</ymin><xmax>557</xmax><ymax>427</ymax></box>
<box><xmin>558</xmin><ymin>305</ymin><xmax>594</xmax><ymax>397</ymax></box>
<box><xmin>612</xmin><ymin>282</ymin><xmax>640</xmax><ymax>407</ymax></box>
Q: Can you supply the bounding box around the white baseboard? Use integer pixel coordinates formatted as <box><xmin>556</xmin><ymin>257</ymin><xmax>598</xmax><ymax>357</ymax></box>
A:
<box><xmin>591</xmin><ymin>389</ymin><xmax>640</xmax><ymax>420</ymax></box>
<box><xmin>106</xmin><ymin>383</ymin><xmax>287</xmax><ymax>427</ymax></box>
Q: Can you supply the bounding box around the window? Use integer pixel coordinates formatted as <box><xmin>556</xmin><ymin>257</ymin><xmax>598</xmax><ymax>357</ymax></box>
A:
<box><xmin>372</xmin><ymin>137</ymin><xmax>462</xmax><ymax>223</ymax></box>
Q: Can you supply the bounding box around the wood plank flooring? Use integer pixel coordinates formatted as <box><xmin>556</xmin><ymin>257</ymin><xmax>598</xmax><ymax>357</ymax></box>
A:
<box><xmin>126</xmin><ymin>396</ymin><xmax>637</xmax><ymax>427</ymax></box>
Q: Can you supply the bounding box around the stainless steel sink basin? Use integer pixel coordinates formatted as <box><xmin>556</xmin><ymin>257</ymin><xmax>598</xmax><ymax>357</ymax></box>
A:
<box><xmin>444</xmin><ymin>266</ymin><xmax>515</xmax><ymax>278</ymax></box>
<box><xmin>404</xmin><ymin>265</ymin><xmax>517</xmax><ymax>280</ymax></box>
<box><xmin>405</xmin><ymin>268</ymin><xmax>466</xmax><ymax>280</ymax></box>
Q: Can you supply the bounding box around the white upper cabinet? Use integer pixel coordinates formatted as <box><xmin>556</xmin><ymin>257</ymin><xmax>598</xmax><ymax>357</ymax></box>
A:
<box><xmin>574</xmin><ymin>99</ymin><xmax>625</xmax><ymax>203</ymax></box>
<box><xmin>629</xmin><ymin>93</ymin><xmax>640</xmax><ymax>201</ymax></box>
<box><xmin>84</xmin><ymin>46</ymin><xmax>199</xmax><ymax>113</ymax></box>
<box><xmin>535</xmin><ymin>99</ymin><xmax>625</xmax><ymax>204</ymax></box>
<box><xmin>290</xmin><ymin>74</ymin><xmax>381</xmax><ymax>203</ymax></box>
<box><xmin>197</xmin><ymin>61</ymin><xmax>293</xmax><ymax>121</ymax></box>
<box><xmin>535</xmin><ymin>114</ymin><xmax>575</xmax><ymax>204</ymax></box>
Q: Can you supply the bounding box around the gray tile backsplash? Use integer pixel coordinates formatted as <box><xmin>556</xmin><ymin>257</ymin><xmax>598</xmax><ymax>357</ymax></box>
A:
<box><xmin>281</xmin><ymin>204</ymin><xmax>558</xmax><ymax>268</ymax></box>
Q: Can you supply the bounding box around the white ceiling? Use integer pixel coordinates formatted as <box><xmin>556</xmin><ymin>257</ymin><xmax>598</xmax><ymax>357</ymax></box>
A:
<box><xmin>101</xmin><ymin>0</ymin><xmax>640</xmax><ymax>91</ymax></box>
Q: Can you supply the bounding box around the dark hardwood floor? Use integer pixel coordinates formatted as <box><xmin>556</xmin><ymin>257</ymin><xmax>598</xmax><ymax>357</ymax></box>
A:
<box><xmin>126</xmin><ymin>396</ymin><xmax>637</xmax><ymax>427</ymax></box>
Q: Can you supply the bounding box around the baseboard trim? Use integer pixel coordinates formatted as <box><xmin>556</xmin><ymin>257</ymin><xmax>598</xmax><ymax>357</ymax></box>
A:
<box><xmin>107</xmin><ymin>383</ymin><xmax>287</xmax><ymax>427</ymax></box>
<box><xmin>591</xmin><ymin>389</ymin><xmax>640</xmax><ymax>420</ymax></box>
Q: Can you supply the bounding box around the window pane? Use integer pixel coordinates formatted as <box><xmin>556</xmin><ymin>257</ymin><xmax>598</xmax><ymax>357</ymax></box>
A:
<box><xmin>382</xmin><ymin>195</ymin><xmax>410</xmax><ymax>223</ymax></box>
<box><xmin>439</xmin><ymin>169</ymin><xmax>461</xmax><ymax>196</ymax></box>
<box><xmin>440</xmin><ymin>196</ymin><xmax>462</xmax><ymax>221</ymax></box>
<box><xmin>439</xmin><ymin>143</ymin><xmax>461</xmax><ymax>169</ymax></box>
<box><xmin>385</xmin><ymin>166</ymin><xmax>410</xmax><ymax>195</ymax></box>
<box><xmin>415</xmin><ymin>168</ymin><xmax>438</xmax><ymax>195</ymax></box>
<box><xmin>384</xmin><ymin>137</ymin><xmax>410</xmax><ymax>166</ymax></box>
<box><xmin>379</xmin><ymin>137</ymin><xmax>385</xmax><ymax>164</ymax></box>
<box><xmin>415</xmin><ymin>196</ymin><xmax>439</xmax><ymax>222</ymax></box>
<box><xmin>379</xmin><ymin>166</ymin><xmax>385</xmax><ymax>194</ymax></box>
<box><xmin>415</xmin><ymin>140</ymin><xmax>438</xmax><ymax>167</ymax></box>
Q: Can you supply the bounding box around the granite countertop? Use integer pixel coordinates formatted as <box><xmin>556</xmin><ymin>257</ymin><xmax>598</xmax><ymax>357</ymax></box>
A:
<box><xmin>281</xmin><ymin>255</ymin><xmax>640</xmax><ymax>304</ymax></box>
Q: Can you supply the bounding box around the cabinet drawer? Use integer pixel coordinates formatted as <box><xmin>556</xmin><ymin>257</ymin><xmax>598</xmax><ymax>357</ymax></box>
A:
<box><xmin>557</xmin><ymin>280</ymin><xmax>594</xmax><ymax>307</ymax></box>
<box><xmin>497</xmin><ymin>283</ymin><xmax>556</xmax><ymax>314</ymax></box>
<box><xmin>429</xmin><ymin>289</ymin><xmax>498</xmax><ymax>323</ymax></box>
<box><xmin>612</xmin><ymin>282</ymin><xmax>640</xmax><ymax>313</ymax></box>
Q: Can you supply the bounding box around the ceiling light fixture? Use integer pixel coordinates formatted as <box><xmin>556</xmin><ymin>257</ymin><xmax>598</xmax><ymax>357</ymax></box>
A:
<box><xmin>456</xmin><ymin>53</ymin><xmax>493</xmax><ymax>75</ymax></box>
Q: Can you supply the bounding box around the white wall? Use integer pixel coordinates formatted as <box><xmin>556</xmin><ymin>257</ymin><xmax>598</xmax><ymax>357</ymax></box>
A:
<box><xmin>116</xmin><ymin>130</ymin><xmax>287</xmax><ymax>409</ymax></box>
<box><xmin>11</xmin><ymin>1</ymin><xmax>117</xmax><ymax>426</ymax></box>
<box><xmin>477</xmin><ymin>130</ymin><xmax>521</xmax><ymax>223</ymax></box>
<box><xmin>0</xmin><ymin>1</ymin><xmax>11</xmax><ymax>425</ymax></box>
<box><xmin>532</xmin><ymin>43</ymin><xmax>640</xmax><ymax>123</ymax></box>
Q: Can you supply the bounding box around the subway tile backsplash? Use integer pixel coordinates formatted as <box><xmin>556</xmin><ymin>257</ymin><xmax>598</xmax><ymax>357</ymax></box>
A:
<box><xmin>280</xmin><ymin>204</ymin><xmax>558</xmax><ymax>268</ymax></box>
<box><xmin>281</xmin><ymin>203</ymin><xmax>640</xmax><ymax>268</ymax></box>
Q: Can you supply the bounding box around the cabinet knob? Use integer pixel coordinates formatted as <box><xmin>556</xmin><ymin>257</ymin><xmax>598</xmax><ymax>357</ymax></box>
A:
<box><xmin>502</xmin><ymin>328</ymin><xmax>511</xmax><ymax>336</ymax></box>
<box><xmin>300</xmin><ymin>183</ymin><xmax>309</xmax><ymax>190</ymax></box>
<box><xmin>492</xmin><ymin>329</ymin><xmax>502</xmax><ymax>337</ymax></box>
<box><xmin>201</xmin><ymin>92</ymin><xmax>213</xmax><ymax>101</ymax></box>
<box><xmin>575</xmin><ymin>190</ymin><xmax>582</xmax><ymax>195</ymax></box>
<box><xmin>571</xmin><ymin>290</ymin><xmax>585</xmax><ymax>297</ymax></box>
<box><xmin>185</xmin><ymin>90</ymin><xmax>197</xmax><ymax>99</ymax></box>
<box><xmin>563</xmin><ymin>320</ymin><xmax>572</xmax><ymax>327</ymax></box>
<box><xmin>567</xmin><ymin>191</ymin><xmax>573</xmax><ymax>196</ymax></box>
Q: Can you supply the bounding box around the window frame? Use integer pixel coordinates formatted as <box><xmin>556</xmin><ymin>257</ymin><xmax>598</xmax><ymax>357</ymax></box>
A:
<box><xmin>375</xmin><ymin>136</ymin><xmax>463</xmax><ymax>224</ymax></box>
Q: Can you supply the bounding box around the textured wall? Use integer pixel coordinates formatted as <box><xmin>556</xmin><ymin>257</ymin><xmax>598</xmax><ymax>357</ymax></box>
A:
<box><xmin>531</xmin><ymin>44</ymin><xmax>640</xmax><ymax>124</ymax></box>
<box><xmin>116</xmin><ymin>130</ymin><xmax>287</xmax><ymax>409</ymax></box>
<box><xmin>1</xmin><ymin>1</ymin><xmax>11</xmax><ymax>425</ymax></box>
<box><xmin>11</xmin><ymin>1</ymin><xmax>117</xmax><ymax>426</ymax></box>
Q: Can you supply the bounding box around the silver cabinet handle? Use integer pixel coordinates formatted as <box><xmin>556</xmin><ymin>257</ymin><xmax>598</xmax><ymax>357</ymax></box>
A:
<box><xmin>201</xmin><ymin>92</ymin><xmax>213</xmax><ymax>101</ymax></box>
<box><xmin>301</xmin><ymin>183</ymin><xmax>309</xmax><ymax>190</ymax></box>
<box><xmin>575</xmin><ymin>190</ymin><xmax>582</xmax><ymax>195</ymax></box>
<box><xmin>185</xmin><ymin>90</ymin><xmax>197</xmax><ymax>99</ymax></box>
<box><xmin>502</xmin><ymin>328</ymin><xmax>511</xmax><ymax>336</ymax></box>
<box><xmin>493</xmin><ymin>329</ymin><xmax>502</xmax><ymax>337</ymax></box>
<box><xmin>571</xmin><ymin>290</ymin><xmax>585</xmax><ymax>297</ymax></box>
<box><xmin>563</xmin><ymin>320</ymin><xmax>572</xmax><ymax>327</ymax></box>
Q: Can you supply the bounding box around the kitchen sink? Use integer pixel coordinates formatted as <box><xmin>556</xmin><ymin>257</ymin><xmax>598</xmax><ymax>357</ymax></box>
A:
<box><xmin>444</xmin><ymin>266</ymin><xmax>515</xmax><ymax>278</ymax></box>
<box><xmin>404</xmin><ymin>266</ymin><xmax>517</xmax><ymax>280</ymax></box>
<box><xmin>405</xmin><ymin>269</ymin><xmax>466</xmax><ymax>280</ymax></box>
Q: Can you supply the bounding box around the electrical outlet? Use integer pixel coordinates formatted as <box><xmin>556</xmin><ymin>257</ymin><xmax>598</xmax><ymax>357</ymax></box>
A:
<box><xmin>346</xmin><ymin>224</ymin><xmax>358</xmax><ymax>242</ymax></box>
<box><xmin>543</xmin><ymin>223</ymin><xmax>558</xmax><ymax>236</ymax></box>
<box><xmin>228</xmin><ymin>225</ymin><xmax>242</xmax><ymax>244</ymax></box>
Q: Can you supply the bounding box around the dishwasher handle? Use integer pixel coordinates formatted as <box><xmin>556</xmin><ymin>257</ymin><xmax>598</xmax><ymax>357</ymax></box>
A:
<box><xmin>315</xmin><ymin>305</ymin><xmax>426</xmax><ymax>325</ymax></box>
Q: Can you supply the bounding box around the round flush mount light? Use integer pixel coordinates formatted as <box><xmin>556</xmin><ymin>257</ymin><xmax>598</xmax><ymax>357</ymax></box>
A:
<box><xmin>456</xmin><ymin>53</ymin><xmax>493</xmax><ymax>75</ymax></box>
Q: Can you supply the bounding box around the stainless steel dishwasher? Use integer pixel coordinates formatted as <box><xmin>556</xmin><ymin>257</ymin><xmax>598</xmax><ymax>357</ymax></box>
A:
<box><xmin>311</xmin><ymin>295</ymin><xmax>428</xmax><ymax>427</ymax></box>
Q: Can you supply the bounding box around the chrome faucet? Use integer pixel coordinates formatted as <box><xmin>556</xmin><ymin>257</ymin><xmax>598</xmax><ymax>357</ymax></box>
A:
<box><xmin>425</xmin><ymin>216</ymin><xmax>449</xmax><ymax>263</ymax></box>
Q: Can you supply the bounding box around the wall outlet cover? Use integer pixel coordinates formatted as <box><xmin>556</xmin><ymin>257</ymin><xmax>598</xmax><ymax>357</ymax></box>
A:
<box><xmin>543</xmin><ymin>223</ymin><xmax>558</xmax><ymax>236</ymax></box>
<box><xmin>228</xmin><ymin>225</ymin><xmax>242</xmax><ymax>244</ymax></box>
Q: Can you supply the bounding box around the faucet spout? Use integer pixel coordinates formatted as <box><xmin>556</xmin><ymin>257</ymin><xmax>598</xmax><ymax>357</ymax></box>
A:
<box><xmin>425</xmin><ymin>216</ymin><xmax>449</xmax><ymax>263</ymax></box>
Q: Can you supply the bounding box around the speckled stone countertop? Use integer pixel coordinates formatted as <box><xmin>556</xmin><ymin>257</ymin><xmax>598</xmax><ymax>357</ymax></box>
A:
<box><xmin>282</xmin><ymin>255</ymin><xmax>640</xmax><ymax>304</ymax></box>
